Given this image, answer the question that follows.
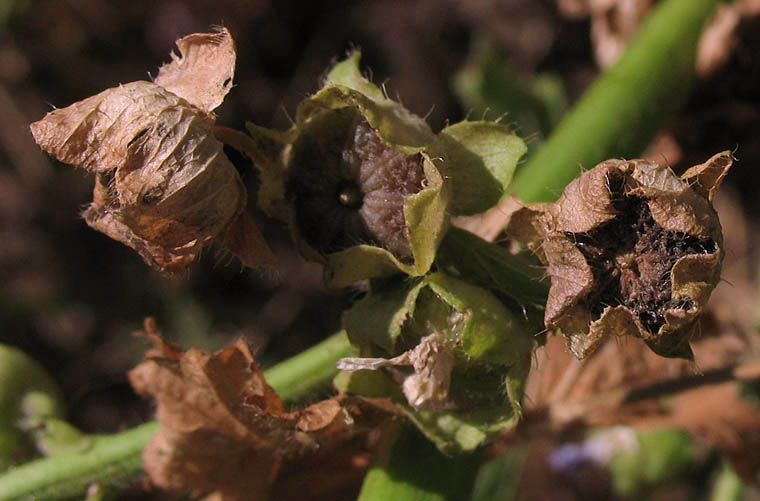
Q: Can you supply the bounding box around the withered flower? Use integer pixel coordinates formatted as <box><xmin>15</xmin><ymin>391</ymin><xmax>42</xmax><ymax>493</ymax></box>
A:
<box><xmin>30</xmin><ymin>28</ymin><xmax>274</xmax><ymax>273</ymax></box>
<box><xmin>128</xmin><ymin>319</ymin><xmax>390</xmax><ymax>500</ymax></box>
<box><xmin>506</xmin><ymin>151</ymin><xmax>732</xmax><ymax>359</ymax></box>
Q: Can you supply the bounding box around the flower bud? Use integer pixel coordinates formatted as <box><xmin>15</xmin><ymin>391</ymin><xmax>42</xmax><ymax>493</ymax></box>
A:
<box><xmin>505</xmin><ymin>152</ymin><xmax>732</xmax><ymax>359</ymax></box>
<box><xmin>335</xmin><ymin>272</ymin><xmax>534</xmax><ymax>453</ymax></box>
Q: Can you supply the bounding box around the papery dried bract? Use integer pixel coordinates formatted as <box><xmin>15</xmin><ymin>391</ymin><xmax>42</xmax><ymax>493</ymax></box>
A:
<box><xmin>30</xmin><ymin>28</ymin><xmax>274</xmax><ymax>273</ymax></box>
<box><xmin>338</xmin><ymin>333</ymin><xmax>455</xmax><ymax>409</ymax></box>
<box><xmin>506</xmin><ymin>152</ymin><xmax>732</xmax><ymax>359</ymax></box>
<box><xmin>155</xmin><ymin>28</ymin><xmax>236</xmax><ymax>114</ymax></box>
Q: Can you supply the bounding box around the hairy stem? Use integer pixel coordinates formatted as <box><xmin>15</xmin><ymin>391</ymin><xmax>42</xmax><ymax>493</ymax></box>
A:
<box><xmin>509</xmin><ymin>0</ymin><xmax>721</xmax><ymax>203</ymax></box>
<box><xmin>0</xmin><ymin>331</ymin><xmax>352</xmax><ymax>500</ymax></box>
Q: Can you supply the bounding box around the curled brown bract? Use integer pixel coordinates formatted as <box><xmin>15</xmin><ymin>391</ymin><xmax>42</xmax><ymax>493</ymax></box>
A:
<box><xmin>30</xmin><ymin>28</ymin><xmax>274</xmax><ymax>273</ymax></box>
<box><xmin>506</xmin><ymin>151</ymin><xmax>732</xmax><ymax>359</ymax></box>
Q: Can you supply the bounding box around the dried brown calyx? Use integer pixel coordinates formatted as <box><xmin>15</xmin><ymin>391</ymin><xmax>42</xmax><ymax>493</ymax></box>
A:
<box><xmin>287</xmin><ymin>107</ymin><xmax>425</xmax><ymax>260</ymax></box>
<box><xmin>506</xmin><ymin>152</ymin><xmax>733</xmax><ymax>359</ymax></box>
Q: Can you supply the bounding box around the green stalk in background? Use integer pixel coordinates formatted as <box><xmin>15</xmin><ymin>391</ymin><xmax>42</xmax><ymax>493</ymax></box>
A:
<box><xmin>509</xmin><ymin>0</ymin><xmax>722</xmax><ymax>203</ymax></box>
<box><xmin>0</xmin><ymin>331</ymin><xmax>351</xmax><ymax>501</ymax></box>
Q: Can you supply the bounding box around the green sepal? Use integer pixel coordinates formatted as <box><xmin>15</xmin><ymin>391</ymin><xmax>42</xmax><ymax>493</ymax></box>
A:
<box><xmin>320</xmin><ymin>52</ymin><xmax>436</xmax><ymax>152</ymax></box>
<box><xmin>401</xmin><ymin>362</ymin><xmax>526</xmax><ymax>454</ymax></box>
<box><xmin>343</xmin><ymin>278</ymin><xmax>426</xmax><ymax>355</ymax></box>
<box><xmin>333</xmin><ymin>369</ymin><xmax>405</xmax><ymax>401</ymax></box>
<box><xmin>418</xmin><ymin>273</ymin><xmax>533</xmax><ymax>365</ymax></box>
<box><xmin>435</xmin><ymin>121</ymin><xmax>527</xmax><ymax>215</ymax></box>
<box><xmin>437</xmin><ymin>227</ymin><xmax>549</xmax><ymax>310</ymax></box>
<box><xmin>324</xmin><ymin>51</ymin><xmax>386</xmax><ymax>102</ymax></box>
<box><xmin>243</xmin><ymin>122</ymin><xmax>294</xmax><ymax>221</ymax></box>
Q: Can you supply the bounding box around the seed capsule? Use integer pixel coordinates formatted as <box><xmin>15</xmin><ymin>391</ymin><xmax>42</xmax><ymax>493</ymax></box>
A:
<box><xmin>506</xmin><ymin>152</ymin><xmax>732</xmax><ymax>359</ymax></box>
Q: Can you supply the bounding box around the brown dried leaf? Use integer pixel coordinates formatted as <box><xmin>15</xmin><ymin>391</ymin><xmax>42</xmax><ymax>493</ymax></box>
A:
<box><xmin>30</xmin><ymin>28</ymin><xmax>273</xmax><ymax>274</ymax></box>
<box><xmin>506</xmin><ymin>153</ymin><xmax>732</xmax><ymax>359</ymax></box>
<box><xmin>129</xmin><ymin>323</ymin><xmax>391</xmax><ymax>500</ymax></box>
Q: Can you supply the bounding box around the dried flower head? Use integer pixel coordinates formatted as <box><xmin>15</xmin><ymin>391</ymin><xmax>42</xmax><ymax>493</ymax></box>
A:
<box><xmin>30</xmin><ymin>28</ymin><xmax>274</xmax><ymax>273</ymax></box>
<box><xmin>506</xmin><ymin>151</ymin><xmax>733</xmax><ymax>359</ymax></box>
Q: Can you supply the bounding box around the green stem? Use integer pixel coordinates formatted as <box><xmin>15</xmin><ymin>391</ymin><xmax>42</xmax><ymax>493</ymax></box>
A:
<box><xmin>0</xmin><ymin>331</ymin><xmax>352</xmax><ymax>500</ymax></box>
<box><xmin>264</xmin><ymin>330</ymin><xmax>352</xmax><ymax>402</ymax></box>
<box><xmin>509</xmin><ymin>0</ymin><xmax>721</xmax><ymax>203</ymax></box>
<box><xmin>0</xmin><ymin>422</ymin><xmax>158</xmax><ymax>501</ymax></box>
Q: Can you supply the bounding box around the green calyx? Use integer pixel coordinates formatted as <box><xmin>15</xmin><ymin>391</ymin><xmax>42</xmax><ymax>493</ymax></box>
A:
<box><xmin>246</xmin><ymin>51</ymin><xmax>527</xmax><ymax>287</ymax></box>
<box><xmin>337</xmin><ymin>272</ymin><xmax>534</xmax><ymax>453</ymax></box>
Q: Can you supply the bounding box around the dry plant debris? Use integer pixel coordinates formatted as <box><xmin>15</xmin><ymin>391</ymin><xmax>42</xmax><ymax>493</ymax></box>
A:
<box><xmin>29</xmin><ymin>28</ymin><xmax>275</xmax><ymax>274</ymax></box>
<box><xmin>128</xmin><ymin>319</ymin><xmax>392</xmax><ymax>501</ymax></box>
<box><xmin>521</xmin><ymin>330</ymin><xmax>760</xmax><ymax>482</ymax></box>
<box><xmin>506</xmin><ymin>152</ymin><xmax>732</xmax><ymax>359</ymax></box>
